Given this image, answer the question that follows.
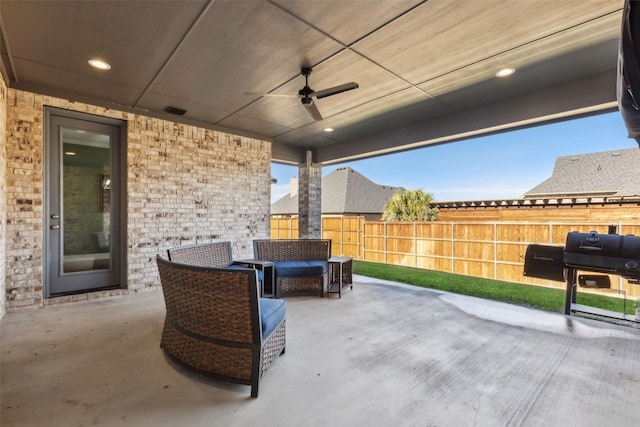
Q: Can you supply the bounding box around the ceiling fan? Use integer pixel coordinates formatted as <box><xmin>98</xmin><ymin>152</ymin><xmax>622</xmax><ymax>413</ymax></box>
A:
<box><xmin>245</xmin><ymin>67</ymin><xmax>359</xmax><ymax>122</ymax></box>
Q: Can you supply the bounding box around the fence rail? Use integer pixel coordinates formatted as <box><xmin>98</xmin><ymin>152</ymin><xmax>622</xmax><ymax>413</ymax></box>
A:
<box><xmin>271</xmin><ymin>215</ymin><xmax>640</xmax><ymax>299</ymax></box>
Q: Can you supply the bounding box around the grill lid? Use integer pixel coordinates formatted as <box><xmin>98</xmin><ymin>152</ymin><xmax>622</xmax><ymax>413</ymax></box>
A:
<box><xmin>563</xmin><ymin>231</ymin><xmax>640</xmax><ymax>278</ymax></box>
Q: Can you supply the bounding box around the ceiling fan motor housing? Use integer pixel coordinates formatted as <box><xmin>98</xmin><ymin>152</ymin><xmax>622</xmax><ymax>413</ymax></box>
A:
<box><xmin>299</xmin><ymin>85</ymin><xmax>314</xmax><ymax>97</ymax></box>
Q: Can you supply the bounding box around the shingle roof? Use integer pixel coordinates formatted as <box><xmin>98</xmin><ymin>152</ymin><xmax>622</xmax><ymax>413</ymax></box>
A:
<box><xmin>270</xmin><ymin>188</ymin><xmax>299</xmax><ymax>215</ymax></box>
<box><xmin>271</xmin><ymin>167</ymin><xmax>403</xmax><ymax>215</ymax></box>
<box><xmin>523</xmin><ymin>148</ymin><xmax>640</xmax><ymax>198</ymax></box>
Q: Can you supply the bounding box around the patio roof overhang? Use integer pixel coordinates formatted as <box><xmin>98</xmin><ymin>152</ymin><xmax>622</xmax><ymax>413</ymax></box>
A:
<box><xmin>0</xmin><ymin>0</ymin><xmax>624</xmax><ymax>165</ymax></box>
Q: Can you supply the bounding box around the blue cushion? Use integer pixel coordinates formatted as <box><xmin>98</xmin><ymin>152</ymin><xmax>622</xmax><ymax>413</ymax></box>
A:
<box><xmin>274</xmin><ymin>260</ymin><xmax>327</xmax><ymax>277</ymax></box>
<box><xmin>306</xmin><ymin>260</ymin><xmax>328</xmax><ymax>274</ymax></box>
<box><xmin>259</xmin><ymin>298</ymin><xmax>286</xmax><ymax>338</ymax></box>
<box><xmin>227</xmin><ymin>264</ymin><xmax>263</xmax><ymax>282</ymax></box>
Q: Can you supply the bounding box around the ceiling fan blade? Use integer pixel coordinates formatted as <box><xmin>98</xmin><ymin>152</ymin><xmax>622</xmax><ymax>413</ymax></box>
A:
<box><xmin>244</xmin><ymin>91</ymin><xmax>300</xmax><ymax>98</ymax></box>
<box><xmin>313</xmin><ymin>82</ymin><xmax>359</xmax><ymax>99</ymax></box>
<box><xmin>303</xmin><ymin>100</ymin><xmax>323</xmax><ymax>122</ymax></box>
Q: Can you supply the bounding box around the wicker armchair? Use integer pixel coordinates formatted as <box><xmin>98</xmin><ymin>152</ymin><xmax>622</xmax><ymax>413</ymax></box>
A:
<box><xmin>167</xmin><ymin>241</ymin><xmax>265</xmax><ymax>288</ymax></box>
<box><xmin>156</xmin><ymin>255</ymin><xmax>286</xmax><ymax>397</ymax></box>
<box><xmin>167</xmin><ymin>241</ymin><xmax>234</xmax><ymax>267</ymax></box>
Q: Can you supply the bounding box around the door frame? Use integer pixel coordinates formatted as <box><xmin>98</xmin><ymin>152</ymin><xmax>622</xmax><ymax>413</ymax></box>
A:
<box><xmin>43</xmin><ymin>107</ymin><xmax>127</xmax><ymax>298</ymax></box>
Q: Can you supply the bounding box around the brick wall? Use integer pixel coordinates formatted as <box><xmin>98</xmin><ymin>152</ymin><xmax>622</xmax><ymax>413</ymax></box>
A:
<box><xmin>0</xmin><ymin>76</ymin><xmax>6</xmax><ymax>318</ymax></box>
<box><xmin>4</xmin><ymin>89</ymin><xmax>271</xmax><ymax>311</ymax></box>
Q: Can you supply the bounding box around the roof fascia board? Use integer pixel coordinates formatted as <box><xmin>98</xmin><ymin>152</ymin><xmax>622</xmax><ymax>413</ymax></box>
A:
<box><xmin>314</xmin><ymin>68</ymin><xmax>618</xmax><ymax>165</ymax></box>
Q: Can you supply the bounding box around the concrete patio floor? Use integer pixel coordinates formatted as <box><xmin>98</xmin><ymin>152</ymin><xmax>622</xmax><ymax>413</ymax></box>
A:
<box><xmin>2</xmin><ymin>275</ymin><xmax>640</xmax><ymax>427</ymax></box>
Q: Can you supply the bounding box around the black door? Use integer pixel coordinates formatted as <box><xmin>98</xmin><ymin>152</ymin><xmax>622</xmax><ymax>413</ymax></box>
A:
<box><xmin>44</xmin><ymin>109</ymin><xmax>125</xmax><ymax>296</ymax></box>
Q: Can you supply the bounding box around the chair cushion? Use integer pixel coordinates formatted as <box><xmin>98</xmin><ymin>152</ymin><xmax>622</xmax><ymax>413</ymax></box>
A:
<box><xmin>227</xmin><ymin>264</ymin><xmax>263</xmax><ymax>282</ymax></box>
<box><xmin>274</xmin><ymin>260</ymin><xmax>327</xmax><ymax>277</ymax></box>
<box><xmin>259</xmin><ymin>298</ymin><xmax>286</xmax><ymax>338</ymax></box>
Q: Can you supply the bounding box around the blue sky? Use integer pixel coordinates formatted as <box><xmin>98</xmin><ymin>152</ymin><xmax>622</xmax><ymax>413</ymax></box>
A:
<box><xmin>271</xmin><ymin>111</ymin><xmax>639</xmax><ymax>203</ymax></box>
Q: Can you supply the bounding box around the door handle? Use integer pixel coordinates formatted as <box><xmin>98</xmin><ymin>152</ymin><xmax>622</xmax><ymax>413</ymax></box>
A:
<box><xmin>50</xmin><ymin>225</ymin><xmax>60</xmax><ymax>230</ymax></box>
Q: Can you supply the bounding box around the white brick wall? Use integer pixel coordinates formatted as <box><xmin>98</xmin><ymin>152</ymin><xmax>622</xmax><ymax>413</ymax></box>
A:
<box><xmin>0</xmin><ymin>75</ymin><xmax>7</xmax><ymax>318</ymax></box>
<box><xmin>3</xmin><ymin>89</ymin><xmax>271</xmax><ymax>311</ymax></box>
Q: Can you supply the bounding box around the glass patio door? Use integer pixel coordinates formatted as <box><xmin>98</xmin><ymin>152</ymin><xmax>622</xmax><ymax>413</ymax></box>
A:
<box><xmin>45</xmin><ymin>109</ymin><xmax>124</xmax><ymax>296</ymax></box>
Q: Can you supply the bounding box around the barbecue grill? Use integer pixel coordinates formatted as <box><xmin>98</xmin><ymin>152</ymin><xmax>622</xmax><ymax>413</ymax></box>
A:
<box><xmin>523</xmin><ymin>229</ymin><xmax>640</xmax><ymax>316</ymax></box>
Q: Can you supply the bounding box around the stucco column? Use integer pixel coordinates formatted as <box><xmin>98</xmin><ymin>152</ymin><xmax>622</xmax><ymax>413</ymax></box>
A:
<box><xmin>298</xmin><ymin>150</ymin><xmax>321</xmax><ymax>239</ymax></box>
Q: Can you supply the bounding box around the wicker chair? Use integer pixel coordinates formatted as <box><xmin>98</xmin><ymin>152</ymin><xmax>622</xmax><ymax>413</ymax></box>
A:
<box><xmin>156</xmin><ymin>255</ymin><xmax>286</xmax><ymax>397</ymax></box>
<box><xmin>167</xmin><ymin>241</ymin><xmax>234</xmax><ymax>267</ymax></box>
<box><xmin>167</xmin><ymin>241</ymin><xmax>265</xmax><ymax>289</ymax></box>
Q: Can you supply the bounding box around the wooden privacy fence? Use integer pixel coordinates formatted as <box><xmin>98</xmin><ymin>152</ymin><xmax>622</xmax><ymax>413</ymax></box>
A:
<box><xmin>270</xmin><ymin>216</ymin><xmax>640</xmax><ymax>299</ymax></box>
<box><xmin>270</xmin><ymin>215</ymin><xmax>365</xmax><ymax>258</ymax></box>
<box><xmin>271</xmin><ymin>216</ymin><xmax>299</xmax><ymax>240</ymax></box>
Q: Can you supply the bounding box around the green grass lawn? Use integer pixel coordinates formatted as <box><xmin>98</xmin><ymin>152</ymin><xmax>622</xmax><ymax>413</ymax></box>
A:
<box><xmin>353</xmin><ymin>260</ymin><xmax>637</xmax><ymax>315</ymax></box>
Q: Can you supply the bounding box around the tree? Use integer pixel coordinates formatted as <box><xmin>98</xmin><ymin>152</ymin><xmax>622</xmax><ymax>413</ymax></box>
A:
<box><xmin>381</xmin><ymin>189</ymin><xmax>439</xmax><ymax>221</ymax></box>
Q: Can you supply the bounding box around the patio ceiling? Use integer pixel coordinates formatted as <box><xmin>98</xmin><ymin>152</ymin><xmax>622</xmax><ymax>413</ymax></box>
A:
<box><xmin>0</xmin><ymin>0</ymin><xmax>624</xmax><ymax>165</ymax></box>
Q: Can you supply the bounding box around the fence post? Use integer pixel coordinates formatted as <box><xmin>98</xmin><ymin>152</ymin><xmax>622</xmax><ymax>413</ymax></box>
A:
<box><xmin>451</xmin><ymin>222</ymin><xmax>455</xmax><ymax>273</ymax></box>
<box><xmin>384</xmin><ymin>221</ymin><xmax>388</xmax><ymax>264</ymax></box>
<box><xmin>414</xmin><ymin>221</ymin><xmax>418</xmax><ymax>268</ymax></box>
<box><xmin>494</xmin><ymin>222</ymin><xmax>498</xmax><ymax>280</ymax></box>
<box><xmin>340</xmin><ymin>216</ymin><xmax>344</xmax><ymax>257</ymax></box>
<box><xmin>360</xmin><ymin>217</ymin><xmax>364</xmax><ymax>260</ymax></box>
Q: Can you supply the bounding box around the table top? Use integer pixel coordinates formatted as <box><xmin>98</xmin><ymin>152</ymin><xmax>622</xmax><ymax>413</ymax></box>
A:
<box><xmin>234</xmin><ymin>259</ymin><xmax>274</xmax><ymax>266</ymax></box>
<box><xmin>329</xmin><ymin>256</ymin><xmax>353</xmax><ymax>263</ymax></box>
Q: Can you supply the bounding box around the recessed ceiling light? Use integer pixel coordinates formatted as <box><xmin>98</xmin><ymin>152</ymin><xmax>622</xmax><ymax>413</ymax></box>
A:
<box><xmin>495</xmin><ymin>68</ymin><xmax>515</xmax><ymax>78</ymax></box>
<box><xmin>324</xmin><ymin>127</ymin><xmax>334</xmax><ymax>132</ymax></box>
<box><xmin>88</xmin><ymin>59</ymin><xmax>111</xmax><ymax>70</ymax></box>
<box><xmin>65</xmin><ymin>151</ymin><xmax>76</xmax><ymax>156</ymax></box>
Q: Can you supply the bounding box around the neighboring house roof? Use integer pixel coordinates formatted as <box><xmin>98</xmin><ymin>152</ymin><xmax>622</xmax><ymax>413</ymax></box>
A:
<box><xmin>271</xmin><ymin>167</ymin><xmax>403</xmax><ymax>215</ymax></box>
<box><xmin>523</xmin><ymin>148</ymin><xmax>640</xmax><ymax>198</ymax></box>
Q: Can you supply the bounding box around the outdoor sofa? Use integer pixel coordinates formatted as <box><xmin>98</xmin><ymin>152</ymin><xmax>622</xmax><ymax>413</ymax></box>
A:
<box><xmin>253</xmin><ymin>239</ymin><xmax>331</xmax><ymax>297</ymax></box>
